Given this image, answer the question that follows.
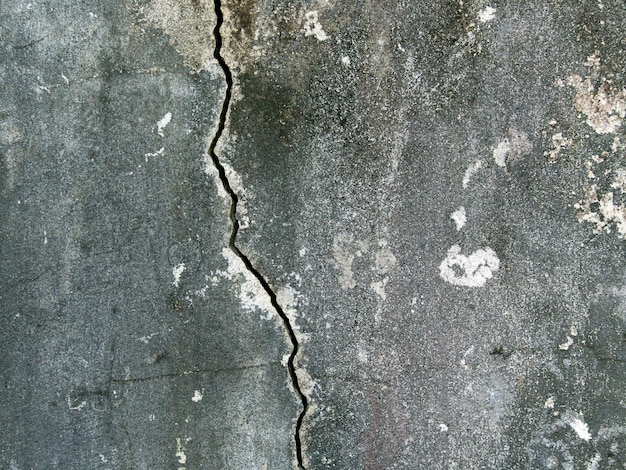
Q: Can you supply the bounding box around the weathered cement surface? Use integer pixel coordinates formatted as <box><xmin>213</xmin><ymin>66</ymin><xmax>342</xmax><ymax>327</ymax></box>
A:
<box><xmin>220</xmin><ymin>0</ymin><xmax>626</xmax><ymax>469</ymax></box>
<box><xmin>2</xmin><ymin>0</ymin><xmax>626</xmax><ymax>469</ymax></box>
<box><xmin>1</xmin><ymin>1</ymin><xmax>297</xmax><ymax>468</ymax></box>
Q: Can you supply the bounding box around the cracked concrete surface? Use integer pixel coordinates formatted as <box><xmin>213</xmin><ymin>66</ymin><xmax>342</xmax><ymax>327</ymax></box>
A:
<box><xmin>2</xmin><ymin>0</ymin><xmax>626</xmax><ymax>469</ymax></box>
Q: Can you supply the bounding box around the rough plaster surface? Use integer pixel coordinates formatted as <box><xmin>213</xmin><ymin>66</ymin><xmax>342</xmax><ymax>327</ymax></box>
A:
<box><xmin>2</xmin><ymin>0</ymin><xmax>626</xmax><ymax>469</ymax></box>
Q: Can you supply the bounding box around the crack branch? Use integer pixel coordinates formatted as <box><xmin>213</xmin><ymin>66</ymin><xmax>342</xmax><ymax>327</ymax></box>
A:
<box><xmin>209</xmin><ymin>1</ymin><xmax>308</xmax><ymax>468</ymax></box>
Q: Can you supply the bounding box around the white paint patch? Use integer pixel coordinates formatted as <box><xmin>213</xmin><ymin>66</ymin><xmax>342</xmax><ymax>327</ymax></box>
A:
<box><xmin>439</xmin><ymin>245</ymin><xmax>500</xmax><ymax>287</ymax></box>
<box><xmin>303</xmin><ymin>11</ymin><xmax>328</xmax><ymax>41</ymax></box>
<box><xmin>156</xmin><ymin>112</ymin><xmax>172</xmax><ymax>137</ymax></box>
<box><xmin>175</xmin><ymin>438</ymin><xmax>187</xmax><ymax>464</ymax></box>
<box><xmin>299</xmin><ymin>248</ymin><xmax>307</xmax><ymax>257</ymax></box>
<box><xmin>144</xmin><ymin>147</ymin><xmax>165</xmax><ymax>162</ymax></box>
<box><xmin>192</xmin><ymin>390</ymin><xmax>203</xmax><ymax>402</ymax></box>
<box><xmin>450</xmin><ymin>206</ymin><xmax>467</xmax><ymax>231</ymax></box>
<box><xmin>341</xmin><ymin>55</ymin><xmax>351</xmax><ymax>66</ymax></box>
<box><xmin>569</xmin><ymin>417</ymin><xmax>592</xmax><ymax>441</ymax></box>
<box><xmin>439</xmin><ymin>423</ymin><xmax>449</xmax><ymax>432</ymax></box>
<box><xmin>172</xmin><ymin>263</ymin><xmax>186</xmax><ymax>287</ymax></box>
<box><xmin>545</xmin><ymin>396</ymin><xmax>555</xmax><ymax>409</ymax></box>
<box><xmin>478</xmin><ymin>6</ymin><xmax>496</xmax><ymax>23</ymax></box>
<box><xmin>493</xmin><ymin>139</ymin><xmax>510</xmax><ymax>167</ymax></box>
<box><xmin>43</xmin><ymin>230</ymin><xmax>48</xmax><ymax>245</ymax></box>
<box><xmin>462</xmin><ymin>160</ymin><xmax>482</xmax><ymax>188</ymax></box>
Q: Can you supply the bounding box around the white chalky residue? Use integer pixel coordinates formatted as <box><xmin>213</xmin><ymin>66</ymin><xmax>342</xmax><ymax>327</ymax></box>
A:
<box><xmin>303</xmin><ymin>11</ymin><xmax>328</xmax><ymax>41</ymax></box>
<box><xmin>341</xmin><ymin>55</ymin><xmax>351</xmax><ymax>66</ymax></box>
<box><xmin>462</xmin><ymin>160</ymin><xmax>482</xmax><ymax>188</ymax></box>
<box><xmin>493</xmin><ymin>139</ymin><xmax>510</xmax><ymax>167</ymax></box>
<box><xmin>373</xmin><ymin>244</ymin><xmax>397</xmax><ymax>275</ymax></box>
<box><xmin>175</xmin><ymin>438</ymin><xmax>187</xmax><ymax>464</ymax></box>
<box><xmin>478</xmin><ymin>6</ymin><xmax>496</xmax><ymax>22</ymax></box>
<box><xmin>544</xmin><ymin>133</ymin><xmax>572</xmax><ymax>162</ymax></box>
<box><xmin>570</xmin><ymin>418</ymin><xmax>592</xmax><ymax>441</ymax></box>
<box><xmin>611</xmin><ymin>168</ymin><xmax>626</xmax><ymax>193</ymax></box>
<box><xmin>357</xmin><ymin>346</ymin><xmax>369</xmax><ymax>364</ymax></box>
<box><xmin>144</xmin><ymin>147</ymin><xmax>165</xmax><ymax>162</ymax></box>
<box><xmin>138</xmin><ymin>332</ymin><xmax>159</xmax><ymax>344</ymax></box>
<box><xmin>369</xmin><ymin>243</ymin><xmax>396</xmax><ymax>307</ymax></box>
<box><xmin>203</xmin><ymin>158</ymin><xmax>250</xmax><ymax>230</ymax></box>
<box><xmin>545</xmin><ymin>396</ymin><xmax>555</xmax><ymax>409</ymax></box>
<box><xmin>587</xmin><ymin>453</ymin><xmax>602</xmax><ymax>470</ymax></box>
<box><xmin>156</xmin><ymin>112</ymin><xmax>172</xmax><ymax>137</ymax></box>
<box><xmin>370</xmin><ymin>278</ymin><xmax>388</xmax><ymax>301</ymax></box>
<box><xmin>559</xmin><ymin>336</ymin><xmax>574</xmax><ymax>350</ymax></box>
<box><xmin>220</xmin><ymin>248</ymin><xmax>274</xmax><ymax>319</ymax></box>
<box><xmin>281</xmin><ymin>353</ymin><xmax>290</xmax><ymax>367</ymax></box>
<box><xmin>566</xmin><ymin>52</ymin><xmax>626</xmax><ymax>134</ymax></box>
<box><xmin>576</xmin><ymin>185</ymin><xmax>626</xmax><ymax>238</ymax></box>
<box><xmin>332</xmin><ymin>233</ymin><xmax>368</xmax><ymax>290</ymax></box>
<box><xmin>439</xmin><ymin>245</ymin><xmax>500</xmax><ymax>287</ymax></box>
<box><xmin>172</xmin><ymin>263</ymin><xmax>186</xmax><ymax>287</ymax></box>
<box><xmin>439</xmin><ymin>424</ymin><xmax>449</xmax><ymax>432</ymax></box>
<box><xmin>67</xmin><ymin>396</ymin><xmax>87</xmax><ymax>411</ymax></box>
<box><xmin>450</xmin><ymin>206</ymin><xmax>467</xmax><ymax>231</ymax></box>
<box><xmin>192</xmin><ymin>390</ymin><xmax>203</xmax><ymax>402</ymax></box>
<box><xmin>276</xmin><ymin>284</ymin><xmax>308</xmax><ymax>344</ymax></box>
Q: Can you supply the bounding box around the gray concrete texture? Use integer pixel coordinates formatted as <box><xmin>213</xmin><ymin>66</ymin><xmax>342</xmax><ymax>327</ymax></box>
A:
<box><xmin>1</xmin><ymin>0</ymin><xmax>626</xmax><ymax>468</ymax></box>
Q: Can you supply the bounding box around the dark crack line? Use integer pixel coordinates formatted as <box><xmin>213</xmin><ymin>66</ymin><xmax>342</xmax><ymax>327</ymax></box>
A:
<box><xmin>210</xmin><ymin>2</ymin><xmax>308</xmax><ymax>468</ymax></box>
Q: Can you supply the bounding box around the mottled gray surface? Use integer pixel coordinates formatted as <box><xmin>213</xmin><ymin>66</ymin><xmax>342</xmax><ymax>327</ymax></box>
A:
<box><xmin>2</xmin><ymin>0</ymin><xmax>626</xmax><ymax>469</ymax></box>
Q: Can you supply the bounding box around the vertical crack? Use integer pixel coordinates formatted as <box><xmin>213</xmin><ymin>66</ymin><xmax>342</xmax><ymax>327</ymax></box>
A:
<box><xmin>209</xmin><ymin>1</ymin><xmax>308</xmax><ymax>468</ymax></box>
